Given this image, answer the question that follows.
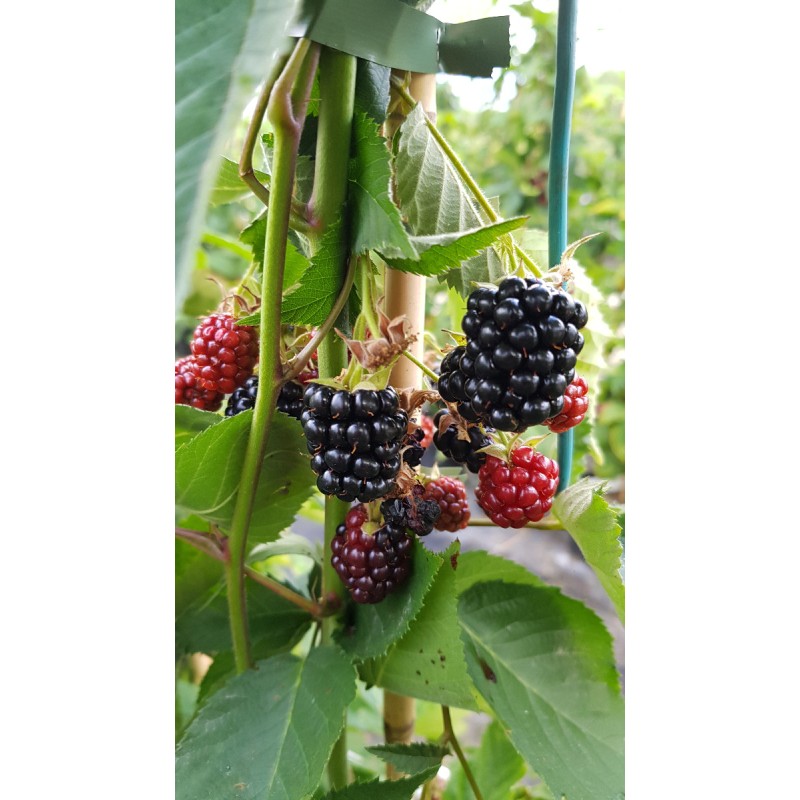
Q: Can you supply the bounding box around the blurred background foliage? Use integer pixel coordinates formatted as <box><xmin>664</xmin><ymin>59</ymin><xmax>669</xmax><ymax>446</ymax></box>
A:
<box><xmin>176</xmin><ymin>3</ymin><xmax>625</xmax><ymax>488</ymax></box>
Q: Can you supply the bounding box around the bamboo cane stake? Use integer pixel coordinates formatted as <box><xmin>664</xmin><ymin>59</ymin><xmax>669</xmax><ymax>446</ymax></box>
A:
<box><xmin>381</xmin><ymin>70</ymin><xmax>437</xmax><ymax>779</ymax></box>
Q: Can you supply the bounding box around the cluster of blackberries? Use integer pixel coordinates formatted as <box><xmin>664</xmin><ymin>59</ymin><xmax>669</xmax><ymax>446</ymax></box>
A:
<box><xmin>224</xmin><ymin>377</ymin><xmax>306</xmax><ymax>420</ymax></box>
<box><xmin>302</xmin><ymin>384</ymin><xmax>407</xmax><ymax>502</ymax></box>
<box><xmin>432</xmin><ymin>409</ymin><xmax>491</xmax><ymax>473</ymax></box>
<box><xmin>380</xmin><ymin>487</ymin><xmax>441</xmax><ymax>537</ymax></box>
<box><xmin>331</xmin><ymin>506</ymin><xmax>412</xmax><ymax>604</ymax></box>
<box><xmin>438</xmin><ymin>277</ymin><xmax>588</xmax><ymax>432</ymax></box>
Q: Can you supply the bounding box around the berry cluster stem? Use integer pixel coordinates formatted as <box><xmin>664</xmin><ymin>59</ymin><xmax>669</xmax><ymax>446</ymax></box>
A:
<box><xmin>442</xmin><ymin>706</ymin><xmax>484</xmax><ymax>800</ymax></box>
<box><xmin>225</xmin><ymin>38</ymin><xmax>320</xmax><ymax>674</ymax></box>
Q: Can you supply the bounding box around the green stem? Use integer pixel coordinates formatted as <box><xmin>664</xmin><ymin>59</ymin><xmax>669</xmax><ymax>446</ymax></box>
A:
<box><xmin>442</xmin><ymin>706</ymin><xmax>483</xmax><ymax>800</ymax></box>
<box><xmin>390</xmin><ymin>76</ymin><xmax>541</xmax><ymax>277</ymax></box>
<box><xmin>201</xmin><ymin>231</ymin><xmax>252</xmax><ymax>260</ymax></box>
<box><xmin>359</xmin><ymin>256</ymin><xmax>382</xmax><ymax>338</ymax></box>
<box><xmin>237</xmin><ymin>49</ymin><xmax>313</xmax><ymax>233</ymax></box>
<box><xmin>401</xmin><ymin>349</ymin><xmax>438</xmax><ymax>383</ymax></box>
<box><xmin>310</xmin><ymin>45</ymin><xmax>357</xmax><ymax>791</ymax></box>
<box><xmin>465</xmin><ymin>517</ymin><xmax>562</xmax><ymax>530</ymax></box>
<box><xmin>225</xmin><ymin>39</ymin><xmax>319</xmax><ymax>674</ymax></box>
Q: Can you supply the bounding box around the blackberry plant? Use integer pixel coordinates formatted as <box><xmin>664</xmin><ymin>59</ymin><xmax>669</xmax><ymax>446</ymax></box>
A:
<box><xmin>174</xmin><ymin>4</ymin><xmax>624</xmax><ymax>800</ymax></box>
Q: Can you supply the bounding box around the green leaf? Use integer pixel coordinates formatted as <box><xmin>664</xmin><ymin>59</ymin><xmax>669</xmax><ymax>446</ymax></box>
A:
<box><xmin>176</xmin><ymin>647</ymin><xmax>357</xmax><ymax>800</ymax></box>
<box><xmin>175</xmin><ymin>410</ymin><xmax>251</xmax><ymax>522</ymax></box>
<box><xmin>362</xmin><ymin>543</ymin><xmax>479</xmax><ymax>710</ymax></box>
<box><xmin>282</xmin><ymin>217</ymin><xmax>348</xmax><ymax>325</ymax></box>
<box><xmin>175</xmin><ymin>405</ymin><xmax>224</xmax><ymax>451</ymax></box>
<box><xmin>239</xmin><ymin>213</ymin><xmax>311</xmax><ymax>290</ymax></box>
<box><xmin>552</xmin><ymin>478</ymin><xmax>625</xmax><ymax>623</ymax></box>
<box><xmin>175</xmin><ymin>0</ymin><xmax>298</xmax><ymax>306</ymax></box>
<box><xmin>366</xmin><ymin>742</ymin><xmax>449</xmax><ymax>775</ymax></box>
<box><xmin>319</xmin><ymin>767</ymin><xmax>440</xmax><ymax>800</ymax></box>
<box><xmin>458</xmin><ymin>581</ymin><xmax>625</xmax><ymax>800</ymax></box>
<box><xmin>349</xmin><ymin>111</ymin><xmax>416</xmax><ymax>257</ymax></box>
<box><xmin>210</xmin><ymin>157</ymin><xmax>269</xmax><ymax>206</ymax></box>
<box><xmin>454</xmin><ymin>550</ymin><xmax>546</xmax><ymax>596</ymax></box>
<box><xmin>355</xmin><ymin>60</ymin><xmax>391</xmax><ymax>125</ymax></box>
<box><xmin>336</xmin><ymin>539</ymin><xmax>441</xmax><ymax>660</ymax></box>
<box><xmin>444</xmin><ymin>720</ymin><xmax>526</xmax><ymax>800</ymax></box>
<box><xmin>175</xmin><ymin>571</ymin><xmax>312</xmax><ymax>655</ymax></box>
<box><xmin>394</xmin><ymin>104</ymin><xmax>510</xmax><ymax>295</ymax></box>
<box><xmin>381</xmin><ymin>217</ymin><xmax>527</xmax><ymax>276</ymax></box>
<box><xmin>175</xmin><ymin>538</ymin><xmax>223</xmax><ymax>627</ymax></box>
<box><xmin>175</xmin><ymin>411</ymin><xmax>316</xmax><ymax>544</ymax></box>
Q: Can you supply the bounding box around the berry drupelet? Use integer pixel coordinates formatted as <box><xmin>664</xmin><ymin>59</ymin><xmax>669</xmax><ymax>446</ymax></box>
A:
<box><xmin>302</xmin><ymin>384</ymin><xmax>407</xmax><ymax>503</ymax></box>
<box><xmin>475</xmin><ymin>446</ymin><xmax>559</xmax><ymax>528</ymax></box>
<box><xmin>331</xmin><ymin>505</ymin><xmax>413</xmax><ymax>604</ymax></box>
<box><xmin>190</xmin><ymin>313</ymin><xmax>259</xmax><ymax>395</ymax></box>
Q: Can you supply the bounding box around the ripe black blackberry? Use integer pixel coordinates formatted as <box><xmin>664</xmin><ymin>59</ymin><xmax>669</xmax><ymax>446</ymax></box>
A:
<box><xmin>302</xmin><ymin>384</ymin><xmax>407</xmax><ymax>502</ymax></box>
<box><xmin>440</xmin><ymin>277</ymin><xmax>588</xmax><ymax>432</ymax></box>
<box><xmin>224</xmin><ymin>376</ymin><xmax>304</xmax><ymax>420</ymax></box>
<box><xmin>432</xmin><ymin>409</ymin><xmax>491</xmax><ymax>473</ymax></box>
<box><xmin>331</xmin><ymin>505</ymin><xmax>412</xmax><ymax>604</ymax></box>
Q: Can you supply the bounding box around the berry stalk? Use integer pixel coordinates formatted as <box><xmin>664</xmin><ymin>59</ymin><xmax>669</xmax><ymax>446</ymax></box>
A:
<box><xmin>225</xmin><ymin>39</ymin><xmax>320</xmax><ymax>674</ymax></box>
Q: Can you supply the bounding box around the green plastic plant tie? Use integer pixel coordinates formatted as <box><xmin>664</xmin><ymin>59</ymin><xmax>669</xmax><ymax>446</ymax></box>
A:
<box><xmin>289</xmin><ymin>0</ymin><xmax>510</xmax><ymax>77</ymax></box>
<box><xmin>548</xmin><ymin>0</ymin><xmax>578</xmax><ymax>495</ymax></box>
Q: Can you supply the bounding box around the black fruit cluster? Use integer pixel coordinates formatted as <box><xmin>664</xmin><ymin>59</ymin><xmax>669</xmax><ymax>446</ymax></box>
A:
<box><xmin>331</xmin><ymin>505</ymin><xmax>412</xmax><ymax>604</ymax></box>
<box><xmin>432</xmin><ymin>409</ymin><xmax>491</xmax><ymax>473</ymax></box>
<box><xmin>225</xmin><ymin>376</ymin><xmax>305</xmax><ymax>420</ymax></box>
<box><xmin>438</xmin><ymin>276</ymin><xmax>588</xmax><ymax>432</ymax></box>
<box><xmin>380</xmin><ymin>486</ymin><xmax>441</xmax><ymax>537</ymax></box>
<box><xmin>302</xmin><ymin>384</ymin><xmax>407</xmax><ymax>502</ymax></box>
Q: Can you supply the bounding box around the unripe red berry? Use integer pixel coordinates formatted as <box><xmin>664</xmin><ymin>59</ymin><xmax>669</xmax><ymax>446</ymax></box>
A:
<box><xmin>190</xmin><ymin>313</ymin><xmax>258</xmax><ymax>394</ymax></box>
<box><xmin>475</xmin><ymin>446</ymin><xmax>558</xmax><ymax>528</ymax></box>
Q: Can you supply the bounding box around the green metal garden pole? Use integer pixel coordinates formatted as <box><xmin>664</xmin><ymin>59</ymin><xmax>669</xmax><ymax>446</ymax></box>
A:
<box><xmin>548</xmin><ymin>0</ymin><xmax>578</xmax><ymax>494</ymax></box>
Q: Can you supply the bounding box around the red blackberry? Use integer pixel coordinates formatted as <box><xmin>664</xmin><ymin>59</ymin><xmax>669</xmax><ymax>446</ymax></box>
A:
<box><xmin>302</xmin><ymin>384</ymin><xmax>407</xmax><ymax>502</ymax></box>
<box><xmin>440</xmin><ymin>278</ymin><xmax>588</xmax><ymax>433</ymax></box>
<box><xmin>543</xmin><ymin>375</ymin><xmax>589</xmax><ymax>433</ymax></box>
<box><xmin>422</xmin><ymin>476</ymin><xmax>470</xmax><ymax>532</ymax></box>
<box><xmin>475</xmin><ymin>446</ymin><xmax>559</xmax><ymax>528</ymax></box>
<box><xmin>432</xmin><ymin>410</ymin><xmax>491</xmax><ymax>474</ymax></box>
<box><xmin>330</xmin><ymin>505</ymin><xmax>413</xmax><ymax>604</ymax></box>
<box><xmin>419</xmin><ymin>413</ymin><xmax>435</xmax><ymax>448</ymax></box>
<box><xmin>175</xmin><ymin>357</ymin><xmax>224</xmax><ymax>412</ymax></box>
<box><xmin>190</xmin><ymin>313</ymin><xmax>259</xmax><ymax>394</ymax></box>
